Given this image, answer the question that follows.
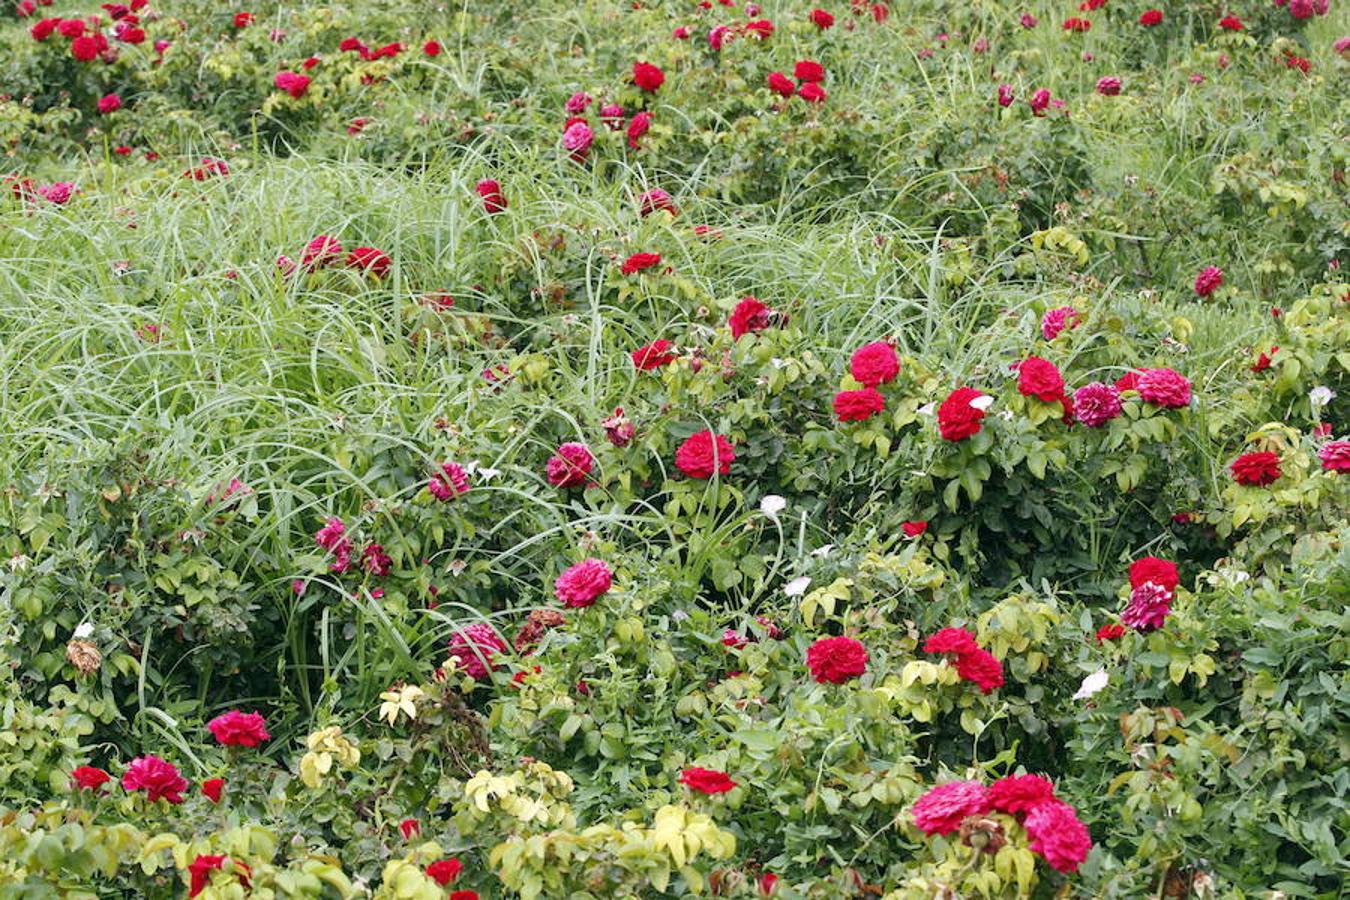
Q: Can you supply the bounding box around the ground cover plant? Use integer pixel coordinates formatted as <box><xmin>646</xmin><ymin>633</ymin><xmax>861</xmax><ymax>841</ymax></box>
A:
<box><xmin>0</xmin><ymin>0</ymin><xmax>1347</xmax><ymax>896</ymax></box>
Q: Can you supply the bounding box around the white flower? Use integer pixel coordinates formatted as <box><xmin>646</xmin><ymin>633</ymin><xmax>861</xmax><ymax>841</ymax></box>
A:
<box><xmin>1310</xmin><ymin>386</ymin><xmax>1334</xmax><ymax>407</ymax></box>
<box><xmin>1073</xmin><ymin>669</ymin><xmax>1109</xmax><ymax>701</ymax></box>
<box><xmin>918</xmin><ymin>402</ymin><xmax>937</xmax><ymax>416</ymax></box>
<box><xmin>969</xmin><ymin>394</ymin><xmax>994</xmax><ymax>411</ymax></box>
<box><xmin>810</xmin><ymin>544</ymin><xmax>834</xmax><ymax>558</ymax></box>
<box><xmin>783</xmin><ymin>576</ymin><xmax>812</xmax><ymax>597</ymax></box>
<box><xmin>760</xmin><ymin>495</ymin><xmax>787</xmax><ymax>519</ymax></box>
<box><xmin>74</xmin><ymin>623</ymin><xmax>94</xmax><ymax>639</ymax></box>
<box><xmin>465</xmin><ymin>460</ymin><xmax>501</xmax><ymax>480</ymax></box>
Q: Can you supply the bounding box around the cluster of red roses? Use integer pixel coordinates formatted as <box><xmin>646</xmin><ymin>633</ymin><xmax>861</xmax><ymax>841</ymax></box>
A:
<box><xmin>27</xmin><ymin>0</ymin><xmax>148</xmax><ymax>64</ymax></box>
<box><xmin>558</xmin><ymin>61</ymin><xmax>663</xmax><ymax>162</ymax></box>
<box><xmin>277</xmin><ymin>234</ymin><xmax>392</xmax><ymax>279</ymax></box>
<box><xmin>766</xmin><ymin>59</ymin><xmax>829</xmax><ymax>104</ymax></box>
<box><xmin>911</xmin><ymin>774</ymin><xmax>1092</xmax><ymax>874</ymax></box>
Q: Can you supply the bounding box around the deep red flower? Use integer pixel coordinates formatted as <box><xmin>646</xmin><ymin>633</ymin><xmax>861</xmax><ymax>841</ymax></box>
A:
<box><xmin>923</xmin><ymin>627</ymin><xmax>979</xmax><ymax>655</ymax></box>
<box><xmin>937</xmin><ymin>387</ymin><xmax>988</xmax><ymax>441</ymax></box>
<box><xmin>1025</xmin><ymin>802</ymin><xmax>1092</xmax><ymax>873</ymax></box>
<box><xmin>475</xmin><ymin>178</ymin><xmax>507</xmax><ymax>213</ymax></box>
<box><xmin>426</xmin><ymin>859</ymin><xmax>463</xmax><ymax>886</ymax></box>
<box><xmin>675</xmin><ymin>430</ymin><xmax>736</xmax><ymax>479</ymax></box>
<box><xmin>793</xmin><ymin>59</ymin><xmax>825</xmax><ymax>83</ymax></box>
<box><xmin>806</xmin><ymin>635</ymin><xmax>868</xmax><ymax>683</ymax></box>
<box><xmin>798</xmin><ymin>82</ymin><xmax>827</xmax><ymax>103</ymax></box>
<box><xmin>122</xmin><ymin>755</ymin><xmax>188</xmax><ymax>804</ymax></box>
<box><xmin>833</xmin><ymin>388</ymin><xmax>885</xmax><ymax>422</ymax></box>
<box><xmin>679</xmin><ymin>767</ymin><xmax>737</xmax><ymax>794</ymax></box>
<box><xmin>346</xmin><ymin>246</ymin><xmax>392</xmax><ymax>278</ymax></box>
<box><xmin>1231</xmin><ymin>451</ymin><xmax>1281</xmax><ymax>486</ymax></box>
<box><xmin>207</xmin><ymin>710</ymin><xmax>271</xmax><ymax>747</ymax></box>
<box><xmin>729</xmin><ymin>296</ymin><xmax>780</xmax><ymax>339</ymax></box>
<box><xmin>273</xmin><ymin>71</ymin><xmax>310</xmax><ymax>98</ymax></box>
<box><xmin>810</xmin><ymin>8</ymin><xmax>834</xmax><ymax>28</ymax></box>
<box><xmin>954</xmin><ymin>648</ymin><xmax>1004</xmax><ymax>693</ymax></box>
<box><xmin>1139</xmin><ymin>9</ymin><xmax>1163</xmax><ymax>25</ymax></box>
<box><xmin>547</xmin><ymin>442</ymin><xmax>594</xmax><ymax>488</ymax></box>
<box><xmin>1129</xmin><ymin>556</ymin><xmax>1178</xmax><ymax>592</ymax></box>
<box><xmin>850</xmin><ymin>341</ymin><xmax>899</xmax><ymax>387</ymax></box>
<box><xmin>302</xmin><ymin>235</ymin><xmax>344</xmax><ymax>270</ymax></box>
<box><xmin>1218</xmin><ymin>14</ymin><xmax>1243</xmax><ymax>30</ymax></box>
<box><xmin>1062</xmin><ymin>17</ymin><xmax>1091</xmax><ymax>31</ymax></box>
<box><xmin>745</xmin><ymin>19</ymin><xmax>774</xmax><ymax>39</ymax></box>
<box><xmin>399</xmin><ymin>818</ymin><xmax>420</xmax><ymax>840</ymax></box>
<box><xmin>633</xmin><ymin>61</ymin><xmax>665</xmax><ymax>91</ymax></box>
<box><xmin>989</xmin><ymin>774</ymin><xmax>1056</xmax><ymax>816</ymax></box>
<box><xmin>1094</xmin><ymin>623</ymin><xmax>1126</xmax><ymax>643</ymax></box>
<box><xmin>71</xmin><ymin>34</ymin><xmax>104</xmax><ymax>61</ymax></box>
<box><xmin>632</xmin><ymin>339</ymin><xmax>678</xmax><ymax>371</ymax></box>
<box><xmin>626</xmin><ymin>110</ymin><xmax>653</xmax><ymax>149</ymax></box>
<box><xmin>1016</xmin><ymin>356</ymin><xmax>1065</xmax><ymax>403</ymax></box>
<box><xmin>911</xmin><ymin>780</ymin><xmax>991</xmax><ymax>835</ymax></box>
<box><xmin>767</xmin><ymin>71</ymin><xmax>796</xmax><ymax>97</ymax></box>
<box><xmin>1194</xmin><ymin>265</ymin><xmax>1224</xmax><ymax>297</ymax></box>
<box><xmin>201</xmin><ymin>778</ymin><xmax>225</xmax><ymax>803</ymax></box>
<box><xmin>621</xmin><ymin>252</ymin><xmax>662</xmax><ymax>275</ymax></box>
<box><xmin>71</xmin><ymin>766</ymin><xmax>111</xmax><ymax>791</ymax></box>
<box><xmin>423</xmin><ymin>39</ymin><xmax>442</xmax><ymax>56</ymax></box>
<box><xmin>97</xmin><ymin>93</ymin><xmax>122</xmax><ymax>114</ymax></box>
<box><xmin>188</xmin><ymin>855</ymin><xmax>251</xmax><ymax>898</ymax></box>
<box><xmin>1251</xmin><ymin>346</ymin><xmax>1278</xmax><ymax>372</ymax></box>
<box><xmin>901</xmin><ymin>520</ymin><xmax>928</xmax><ymax>538</ymax></box>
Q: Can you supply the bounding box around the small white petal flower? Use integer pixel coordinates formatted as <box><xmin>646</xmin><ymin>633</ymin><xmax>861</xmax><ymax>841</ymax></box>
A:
<box><xmin>969</xmin><ymin>394</ymin><xmax>995</xmax><ymax>411</ymax></box>
<box><xmin>74</xmin><ymin>623</ymin><xmax>94</xmax><ymax>639</ymax></box>
<box><xmin>918</xmin><ymin>402</ymin><xmax>937</xmax><ymax>416</ymax></box>
<box><xmin>1073</xmin><ymin>669</ymin><xmax>1109</xmax><ymax>700</ymax></box>
<box><xmin>760</xmin><ymin>494</ymin><xmax>787</xmax><ymax>518</ymax></box>
<box><xmin>1310</xmin><ymin>386</ymin><xmax>1334</xmax><ymax>407</ymax></box>
<box><xmin>783</xmin><ymin>576</ymin><xmax>812</xmax><ymax>597</ymax></box>
<box><xmin>811</xmin><ymin>544</ymin><xmax>834</xmax><ymax>558</ymax></box>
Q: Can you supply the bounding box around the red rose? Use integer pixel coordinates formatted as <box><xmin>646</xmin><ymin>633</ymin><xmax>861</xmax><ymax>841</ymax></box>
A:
<box><xmin>97</xmin><ymin>93</ymin><xmax>122</xmax><ymax>114</ymax></box>
<box><xmin>1139</xmin><ymin>9</ymin><xmax>1163</xmax><ymax>25</ymax></box>
<box><xmin>71</xmin><ymin>766</ymin><xmax>111</xmax><ymax>791</ymax></box>
<box><xmin>302</xmin><ymin>235</ymin><xmax>343</xmax><ymax>270</ymax></box>
<box><xmin>793</xmin><ymin>59</ymin><xmax>825</xmax><ymax>83</ymax></box>
<box><xmin>954</xmin><ymin>648</ymin><xmax>1004</xmax><ymax>693</ymax></box>
<box><xmin>189</xmin><ymin>855</ymin><xmax>251</xmax><ymax>898</ymax></box>
<box><xmin>767</xmin><ymin>71</ymin><xmax>796</xmax><ymax>97</ymax></box>
<box><xmin>729</xmin><ymin>296</ymin><xmax>781</xmax><ymax>339</ymax></box>
<box><xmin>922</xmin><ymin>626</ymin><xmax>979</xmax><ymax>655</ymax></box>
<box><xmin>901</xmin><ymin>520</ymin><xmax>928</xmax><ymax>538</ymax></box>
<box><xmin>632</xmin><ymin>339</ymin><xmax>678</xmax><ymax>371</ymax></box>
<box><xmin>937</xmin><ymin>386</ymin><xmax>988</xmax><ymax>441</ymax></box>
<box><xmin>274</xmin><ymin>71</ymin><xmax>310</xmax><ymax>98</ymax></box>
<box><xmin>1231</xmin><ymin>451</ymin><xmax>1281</xmax><ymax>486</ymax></box>
<box><xmin>475</xmin><ymin>178</ymin><xmax>507</xmax><ymax>213</ymax></box>
<box><xmin>988</xmin><ymin>774</ymin><xmax>1056</xmax><ymax>815</ymax></box>
<box><xmin>626</xmin><ymin>110</ymin><xmax>653</xmax><ymax>149</ymax></box>
<box><xmin>547</xmin><ymin>442</ymin><xmax>594</xmax><ymax>488</ymax></box>
<box><xmin>207</xmin><ymin>710</ymin><xmax>271</xmax><ymax>747</ymax></box>
<box><xmin>849</xmin><ymin>341</ymin><xmax>899</xmax><ymax>386</ymax></box>
<box><xmin>71</xmin><ymin>34</ymin><xmax>102</xmax><ymax>60</ymax></box>
<box><xmin>1094</xmin><ymin>623</ymin><xmax>1125</xmax><ymax>643</ymax></box>
<box><xmin>810</xmin><ymin>8</ymin><xmax>834</xmax><ymax>28</ymax></box>
<box><xmin>806</xmin><ymin>635</ymin><xmax>868</xmax><ymax>683</ymax></box>
<box><xmin>621</xmin><ymin>252</ymin><xmax>662</xmax><ymax>274</ymax></box>
<box><xmin>834</xmin><ymin>387</ymin><xmax>885</xmax><ymax>422</ymax></box>
<box><xmin>201</xmin><ymin>778</ymin><xmax>225</xmax><ymax>803</ymax></box>
<box><xmin>679</xmin><ymin>766</ymin><xmax>737</xmax><ymax>794</ymax></box>
<box><xmin>1128</xmin><ymin>556</ymin><xmax>1178</xmax><ymax>592</ymax></box>
<box><xmin>675</xmin><ymin>430</ymin><xmax>736</xmax><ymax>479</ymax></box>
<box><xmin>423</xmin><ymin>39</ymin><xmax>442</xmax><ymax>56</ymax></box>
<box><xmin>346</xmin><ymin>246</ymin><xmax>392</xmax><ymax>278</ymax></box>
<box><xmin>426</xmin><ymin>858</ymin><xmax>463</xmax><ymax>886</ymax></box>
<box><xmin>797</xmin><ymin>82</ymin><xmax>827</xmax><ymax>103</ymax></box>
<box><xmin>450</xmin><ymin>892</ymin><xmax>479</xmax><ymax>900</ymax></box>
<box><xmin>633</xmin><ymin>61</ymin><xmax>665</xmax><ymax>92</ymax></box>
<box><xmin>1016</xmin><ymin>356</ymin><xmax>1065</xmax><ymax>403</ymax></box>
<box><xmin>122</xmin><ymin>755</ymin><xmax>189</xmax><ymax>804</ymax></box>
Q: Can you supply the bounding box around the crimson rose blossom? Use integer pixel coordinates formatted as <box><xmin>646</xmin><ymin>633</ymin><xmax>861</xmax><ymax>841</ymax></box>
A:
<box><xmin>1231</xmin><ymin>451</ymin><xmax>1281</xmax><ymax>486</ymax></box>
<box><xmin>207</xmin><ymin>710</ymin><xmax>271</xmax><ymax>747</ymax></box>
<box><xmin>806</xmin><ymin>635</ymin><xmax>868</xmax><ymax>683</ymax></box>
<box><xmin>632</xmin><ymin>339</ymin><xmax>678</xmax><ymax>370</ymax></box>
<box><xmin>447</xmin><ymin>623</ymin><xmax>507</xmax><ymax>680</ymax></box>
<box><xmin>122</xmin><ymin>755</ymin><xmax>189</xmax><ymax>804</ymax></box>
<box><xmin>901</xmin><ymin>520</ymin><xmax>928</xmax><ymax>538</ymax></box>
<box><xmin>302</xmin><ymin>235</ymin><xmax>343</xmax><ymax>270</ymax></box>
<box><xmin>1121</xmin><ymin>582</ymin><xmax>1172</xmax><ymax>632</ymax></box>
<box><xmin>675</xmin><ymin>430</ymin><xmax>736</xmax><ymax>479</ymax></box>
<box><xmin>554</xmin><ymin>558</ymin><xmax>613</xmax><ymax>608</ymax></box>
<box><xmin>1017</xmin><ymin>356</ymin><xmax>1065</xmax><ymax>403</ymax></box>
<box><xmin>638</xmin><ymin>188</ymin><xmax>677</xmax><ymax>217</ymax></box>
<box><xmin>955</xmin><ymin>648</ymin><xmax>1004</xmax><ymax>693</ymax></box>
<box><xmin>922</xmin><ymin>626</ymin><xmax>978</xmax><ymax>655</ymax></box>
<box><xmin>798</xmin><ymin>82</ymin><xmax>827</xmax><ymax>103</ymax></box>
<box><xmin>729</xmin><ymin>296</ymin><xmax>777</xmax><ymax>339</ymax></box>
<box><xmin>767</xmin><ymin>71</ymin><xmax>796</xmax><ymax>97</ymax></box>
<box><xmin>626</xmin><ymin>111</ymin><xmax>653</xmax><ymax>149</ymax></box>
<box><xmin>988</xmin><ymin>774</ymin><xmax>1056</xmax><ymax>815</ymax></box>
<box><xmin>475</xmin><ymin>178</ymin><xmax>507</xmax><ymax>213</ymax></box>
<box><xmin>834</xmin><ymin>387</ymin><xmax>885</xmax><ymax>422</ymax></box>
<box><xmin>1194</xmin><ymin>265</ymin><xmax>1224</xmax><ymax>297</ymax></box>
<box><xmin>850</xmin><ymin>341</ymin><xmax>899</xmax><ymax>386</ymax></box>
<box><xmin>1041</xmin><ymin>306</ymin><xmax>1080</xmax><ymax>340</ymax></box>
<box><xmin>546</xmin><ymin>442</ymin><xmax>594</xmax><ymax>487</ymax></box>
<box><xmin>347</xmin><ymin>246</ymin><xmax>391</xmax><ymax>278</ymax></box>
<box><xmin>201</xmin><ymin>778</ymin><xmax>225</xmax><ymax>803</ymax></box>
<box><xmin>97</xmin><ymin>93</ymin><xmax>122</xmax><ymax>114</ymax></box>
<box><xmin>423</xmin><ymin>40</ymin><xmax>442</xmax><ymax>56</ymax></box>
<box><xmin>621</xmin><ymin>252</ymin><xmax>661</xmax><ymax>275</ymax></box>
<box><xmin>1095</xmin><ymin>623</ymin><xmax>1126</xmax><ymax>643</ymax></box>
<box><xmin>71</xmin><ymin>766</ymin><xmax>112</xmax><ymax>791</ymax></box>
<box><xmin>1024</xmin><ymin>802</ymin><xmax>1092</xmax><ymax>873</ymax></box>
<box><xmin>633</xmin><ymin>61</ymin><xmax>665</xmax><ymax>91</ymax></box>
<box><xmin>810</xmin><ymin>8</ymin><xmax>834</xmax><ymax>28</ymax></box>
<box><xmin>274</xmin><ymin>71</ymin><xmax>310</xmax><ymax>98</ymax></box>
<box><xmin>937</xmin><ymin>387</ymin><xmax>988</xmax><ymax>441</ymax></box>
<box><xmin>429</xmin><ymin>461</ymin><xmax>470</xmax><ymax>500</ymax></box>
<box><xmin>189</xmin><ymin>855</ymin><xmax>251</xmax><ymax>898</ymax></box>
<box><xmin>794</xmin><ymin>59</ymin><xmax>825</xmax><ymax>82</ymax></box>
<box><xmin>426</xmin><ymin>858</ymin><xmax>463</xmax><ymax>886</ymax></box>
<box><xmin>1136</xmin><ymin>367</ymin><xmax>1191</xmax><ymax>408</ymax></box>
<box><xmin>1319</xmin><ymin>439</ymin><xmax>1349</xmax><ymax>472</ymax></box>
<box><xmin>679</xmin><ymin>767</ymin><xmax>737</xmax><ymax>794</ymax></box>
<box><xmin>1096</xmin><ymin>76</ymin><xmax>1121</xmax><ymax>95</ymax></box>
<box><xmin>1072</xmin><ymin>382</ymin><xmax>1122</xmax><ymax>427</ymax></box>
<box><xmin>1139</xmin><ymin>9</ymin><xmax>1163</xmax><ymax>25</ymax></box>
<box><xmin>911</xmin><ymin>780</ymin><xmax>991</xmax><ymax>835</ymax></box>
<box><xmin>1129</xmin><ymin>556</ymin><xmax>1179</xmax><ymax>592</ymax></box>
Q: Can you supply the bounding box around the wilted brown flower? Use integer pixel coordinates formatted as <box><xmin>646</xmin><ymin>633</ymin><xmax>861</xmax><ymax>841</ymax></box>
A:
<box><xmin>66</xmin><ymin>639</ymin><xmax>102</xmax><ymax>675</ymax></box>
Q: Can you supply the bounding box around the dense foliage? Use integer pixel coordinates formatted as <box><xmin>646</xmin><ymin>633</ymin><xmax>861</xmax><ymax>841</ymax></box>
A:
<box><xmin>1</xmin><ymin>0</ymin><xmax>1347</xmax><ymax>897</ymax></box>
